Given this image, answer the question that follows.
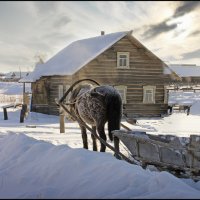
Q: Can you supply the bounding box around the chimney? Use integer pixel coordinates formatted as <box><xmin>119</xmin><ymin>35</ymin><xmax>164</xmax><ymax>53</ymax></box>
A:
<box><xmin>101</xmin><ymin>31</ymin><xmax>105</xmax><ymax>35</ymax></box>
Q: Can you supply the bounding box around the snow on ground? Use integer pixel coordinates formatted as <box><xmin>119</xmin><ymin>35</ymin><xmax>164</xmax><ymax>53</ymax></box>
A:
<box><xmin>133</xmin><ymin>91</ymin><xmax>200</xmax><ymax>137</ymax></box>
<box><xmin>1</xmin><ymin>133</ymin><xmax>200</xmax><ymax>199</ymax></box>
<box><xmin>1</xmin><ymin>90</ymin><xmax>200</xmax><ymax>198</ymax></box>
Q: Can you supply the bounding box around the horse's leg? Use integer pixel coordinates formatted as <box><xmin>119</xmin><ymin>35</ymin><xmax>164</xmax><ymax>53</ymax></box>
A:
<box><xmin>80</xmin><ymin>125</ymin><xmax>88</xmax><ymax>149</ymax></box>
<box><xmin>91</xmin><ymin>126</ymin><xmax>98</xmax><ymax>151</ymax></box>
<box><xmin>97</xmin><ymin>123</ymin><xmax>107</xmax><ymax>152</ymax></box>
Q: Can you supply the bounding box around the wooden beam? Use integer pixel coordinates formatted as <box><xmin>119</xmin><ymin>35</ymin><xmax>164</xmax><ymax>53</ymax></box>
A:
<box><xmin>60</xmin><ymin>114</ymin><xmax>65</xmax><ymax>133</ymax></box>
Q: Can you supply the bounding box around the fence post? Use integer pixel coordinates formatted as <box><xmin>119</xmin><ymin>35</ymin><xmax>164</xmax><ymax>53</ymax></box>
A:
<box><xmin>187</xmin><ymin>106</ymin><xmax>190</xmax><ymax>115</ymax></box>
<box><xmin>20</xmin><ymin>104</ymin><xmax>27</xmax><ymax>123</ymax></box>
<box><xmin>3</xmin><ymin>108</ymin><xmax>8</xmax><ymax>120</ymax></box>
<box><xmin>59</xmin><ymin>106</ymin><xmax>65</xmax><ymax>133</ymax></box>
<box><xmin>60</xmin><ymin>114</ymin><xmax>65</xmax><ymax>133</ymax></box>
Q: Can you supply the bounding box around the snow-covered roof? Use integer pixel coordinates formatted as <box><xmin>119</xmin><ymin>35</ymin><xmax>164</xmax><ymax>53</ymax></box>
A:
<box><xmin>24</xmin><ymin>31</ymin><xmax>130</xmax><ymax>82</ymax></box>
<box><xmin>168</xmin><ymin>64</ymin><xmax>200</xmax><ymax>77</ymax></box>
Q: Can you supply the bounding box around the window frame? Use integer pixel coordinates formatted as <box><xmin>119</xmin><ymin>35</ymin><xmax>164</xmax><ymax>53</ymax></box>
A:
<box><xmin>58</xmin><ymin>85</ymin><xmax>64</xmax><ymax>100</ymax></box>
<box><xmin>143</xmin><ymin>86</ymin><xmax>156</xmax><ymax>104</ymax></box>
<box><xmin>117</xmin><ymin>52</ymin><xmax>130</xmax><ymax>69</ymax></box>
<box><xmin>164</xmin><ymin>86</ymin><xmax>168</xmax><ymax>104</ymax></box>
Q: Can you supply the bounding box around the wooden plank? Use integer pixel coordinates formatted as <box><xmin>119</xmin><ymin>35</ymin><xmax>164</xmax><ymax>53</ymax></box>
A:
<box><xmin>20</xmin><ymin>104</ymin><xmax>28</xmax><ymax>123</ymax></box>
<box><xmin>60</xmin><ymin>114</ymin><xmax>65</xmax><ymax>133</ymax></box>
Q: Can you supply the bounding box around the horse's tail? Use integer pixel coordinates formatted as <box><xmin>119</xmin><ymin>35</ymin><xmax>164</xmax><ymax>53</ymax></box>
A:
<box><xmin>106</xmin><ymin>91</ymin><xmax>122</xmax><ymax>141</ymax></box>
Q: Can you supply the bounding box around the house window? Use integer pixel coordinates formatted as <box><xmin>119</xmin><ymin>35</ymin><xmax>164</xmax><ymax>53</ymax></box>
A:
<box><xmin>58</xmin><ymin>84</ymin><xmax>71</xmax><ymax>102</ymax></box>
<box><xmin>143</xmin><ymin>86</ymin><xmax>156</xmax><ymax>104</ymax></box>
<box><xmin>114</xmin><ymin>85</ymin><xmax>127</xmax><ymax>104</ymax></box>
<box><xmin>117</xmin><ymin>52</ymin><xmax>130</xmax><ymax>69</ymax></box>
<box><xmin>58</xmin><ymin>85</ymin><xmax>64</xmax><ymax>100</ymax></box>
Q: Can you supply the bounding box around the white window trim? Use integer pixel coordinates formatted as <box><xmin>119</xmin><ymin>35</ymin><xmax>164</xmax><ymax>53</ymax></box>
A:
<box><xmin>58</xmin><ymin>85</ymin><xmax>64</xmax><ymax>100</ymax></box>
<box><xmin>164</xmin><ymin>85</ymin><xmax>168</xmax><ymax>104</ymax></box>
<box><xmin>143</xmin><ymin>86</ymin><xmax>156</xmax><ymax>104</ymax></box>
<box><xmin>117</xmin><ymin>52</ymin><xmax>130</xmax><ymax>69</ymax></box>
<box><xmin>114</xmin><ymin>85</ymin><xmax>127</xmax><ymax>104</ymax></box>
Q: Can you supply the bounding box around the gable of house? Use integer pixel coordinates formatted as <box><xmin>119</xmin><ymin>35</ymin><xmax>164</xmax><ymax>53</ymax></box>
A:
<box><xmin>69</xmin><ymin>34</ymin><xmax>169</xmax><ymax>117</ymax></box>
<box><xmin>73</xmin><ymin>34</ymin><xmax>166</xmax><ymax>83</ymax></box>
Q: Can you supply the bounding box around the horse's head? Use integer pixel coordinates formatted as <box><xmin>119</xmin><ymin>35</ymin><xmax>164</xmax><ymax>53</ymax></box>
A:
<box><xmin>69</xmin><ymin>84</ymin><xmax>94</xmax><ymax>102</ymax></box>
<box><xmin>64</xmin><ymin>84</ymin><xmax>94</xmax><ymax>121</ymax></box>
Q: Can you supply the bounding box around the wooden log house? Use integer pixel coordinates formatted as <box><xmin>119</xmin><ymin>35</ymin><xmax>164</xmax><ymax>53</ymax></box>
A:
<box><xmin>23</xmin><ymin>30</ymin><xmax>177</xmax><ymax>118</ymax></box>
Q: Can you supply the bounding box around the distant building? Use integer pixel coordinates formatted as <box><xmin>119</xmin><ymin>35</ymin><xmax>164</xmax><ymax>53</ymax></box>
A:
<box><xmin>1</xmin><ymin>71</ymin><xmax>29</xmax><ymax>82</ymax></box>
<box><xmin>0</xmin><ymin>73</ymin><xmax>5</xmax><ymax>78</ymax></box>
<box><xmin>168</xmin><ymin>64</ymin><xmax>200</xmax><ymax>85</ymax></box>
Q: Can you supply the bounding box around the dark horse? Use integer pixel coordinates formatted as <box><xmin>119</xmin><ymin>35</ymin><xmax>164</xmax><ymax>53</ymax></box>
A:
<box><xmin>67</xmin><ymin>84</ymin><xmax>122</xmax><ymax>152</ymax></box>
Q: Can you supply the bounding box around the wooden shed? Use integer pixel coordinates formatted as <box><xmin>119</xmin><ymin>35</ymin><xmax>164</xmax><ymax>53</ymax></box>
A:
<box><xmin>25</xmin><ymin>30</ymin><xmax>176</xmax><ymax>118</ymax></box>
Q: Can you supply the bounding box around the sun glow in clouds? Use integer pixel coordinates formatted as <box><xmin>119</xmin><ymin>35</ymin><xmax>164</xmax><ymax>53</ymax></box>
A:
<box><xmin>168</xmin><ymin>14</ymin><xmax>193</xmax><ymax>40</ymax></box>
<box><xmin>176</xmin><ymin>15</ymin><xmax>192</xmax><ymax>31</ymax></box>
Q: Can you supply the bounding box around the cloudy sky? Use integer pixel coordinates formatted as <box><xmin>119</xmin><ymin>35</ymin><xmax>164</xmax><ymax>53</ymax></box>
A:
<box><xmin>0</xmin><ymin>1</ymin><xmax>200</xmax><ymax>73</ymax></box>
